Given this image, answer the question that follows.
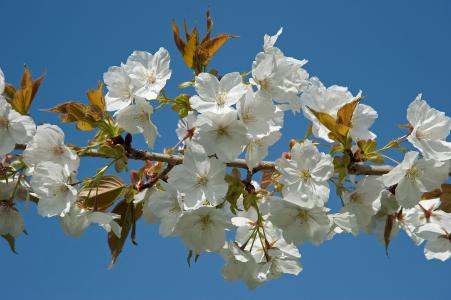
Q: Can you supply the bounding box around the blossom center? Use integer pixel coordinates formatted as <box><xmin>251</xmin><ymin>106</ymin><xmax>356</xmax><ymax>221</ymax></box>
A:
<box><xmin>0</xmin><ymin>200</ymin><xmax>14</xmax><ymax>209</ymax></box>
<box><xmin>199</xmin><ymin>214</ymin><xmax>211</xmax><ymax>229</ymax></box>
<box><xmin>135</xmin><ymin>111</ymin><xmax>149</xmax><ymax>123</ymax></box>
<box><xmin>350</xmin><ymin>192</ymin><xmax>361</xmax><ymax>203</ymax></box>
<box><xmin>147</xmin><ymin>71</ymin><xmax>157</xmax><ymax>85</ymax></box>
<box><xmin>196</xmin><ymin>175</ymin><xmax>209</xmax><ymax>186</ymax></box>
<box><xmin>242</xmin><ymin>113</ymin><xmax>255</xmax><ymax>123</ymax></box>
<box><xmin>216</xmin><ymin>92</ymin><xmax>227</xmax><ymax>107</ymax></box>
<box><xmin>415</xmin><ymin>129</ymin><xmax>432</xmax><ymax>140</ymax></box>
<box><xmin>405</xmin><ymin>166</ymin><xmax>419</xmax><ymax>181</ymax></box>
<box><xmin>298</xmin><ymin>169</ymin><xmax>311</xmax><ymax>181</ymax></box>
<box><xmin>52</xmin><ymin>146</ymin><xmax>65</xmax><ymax>156</ymax></box>
<box><xmin>51</xmin><ymin>184</ymin><xmax>69</xmax><ymax>198</ymax></box>
<box><xmin>216</xmin><ymin>126</ymin><xmax>229</xmax><ymax>137</ymax></box>
<box><xmin>297</xmin><ymin>209</ymin><xmax>309</xmax><ymax>223</ymax></box>
<box><xmin>258</xmin><ymin>79</ymin><xmax>270</xmax><ymax>91</ymax></box>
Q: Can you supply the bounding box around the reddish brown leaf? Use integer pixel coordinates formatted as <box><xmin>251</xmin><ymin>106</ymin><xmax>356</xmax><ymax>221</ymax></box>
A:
<box><xmin>172</xmin><ymin>20</ymin><xmax>186</xmax><ymax>54</ymax></box>
<box><xmin>202</xmin><ymin>33</ymin><xmax>237</xmax><ymax>65</ymax></box>
<box><xmin>108</xmin><ymin>197</ymin><xmax>141</xmax><ymax>268</ymax></box>
<box><xmin>440</xmin><ymin>184</ymin><xmax>451</xmax><ymax>213</ymax></box>
<box><xmin>384</xmin><ymin>215</ymin><xmax>395</xmax><ymax>257</ymax></box>
<box><xmin>79</xmin><ymin>176</ymin><xmax>125</xmax><ymax>210</ymax></box>
<box><xmin>31</xmin><ymin>74</ymin><xmax>45</xmax><ymax>102</ymax></box>
<box><xmin>1</xmin><ymin>234</ymin><xmax>17</xmax><ymax>254</ymax></box>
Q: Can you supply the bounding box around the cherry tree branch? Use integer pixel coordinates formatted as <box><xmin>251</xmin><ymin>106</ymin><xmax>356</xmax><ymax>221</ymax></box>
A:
<box><xmin>14</xmin><ymin>144</ymin><xmax>451</xmax><ymax>176</ymax></box>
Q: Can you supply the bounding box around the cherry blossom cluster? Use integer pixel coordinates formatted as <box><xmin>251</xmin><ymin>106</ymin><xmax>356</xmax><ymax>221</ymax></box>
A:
<box><xmin>1</xmin><ymin>28</ymin><xmax>450</xmax><ymax>289</ymax></box>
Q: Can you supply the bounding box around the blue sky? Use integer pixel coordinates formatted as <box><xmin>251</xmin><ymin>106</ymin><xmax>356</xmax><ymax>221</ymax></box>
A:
<box><xmin>1</xmin><ymin>0</ymin><xmax>450</xmax><ymax>299</ymax></box>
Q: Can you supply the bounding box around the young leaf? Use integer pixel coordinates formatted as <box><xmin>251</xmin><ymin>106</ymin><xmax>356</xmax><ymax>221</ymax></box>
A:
<box><xmin>108</xmin><ymin>198</ymin><xmax>141</xmax><ymax>268</ymax></box>
<box><xmin>86</xmin><ymin>82</ymin><xmax>106</xmax><ymax>112</ymax></box>
<box><xmin>202</xmin><ymin>34</ymin><xmax>238</xmax><ymax>66</ymax></box>
<box><xmin>79</xmin><ymin>176</ymin><xmax>125</xmax><ymax>210</ymax></box>
<box><xmin>306</xmin><ymin>107</ymin><xmax>337</xmax><ymax>133</ymax></box>
<box><xmin>336</xmin><ymin>96</ymin><xmax>362</xmax><ymax>129</ymax></box>
<box><xmin>6</xmin><ymin>65</ymin><xmax>45</xmax><ymax>115</ymax></box>
<box><xmin>172</xmin><ymin>10</ymin><xmax>237</xmax><ymax>72</ymax></box>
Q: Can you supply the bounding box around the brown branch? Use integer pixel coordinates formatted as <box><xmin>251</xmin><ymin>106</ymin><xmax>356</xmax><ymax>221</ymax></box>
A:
<box><xmin>14</xmin><ymin>144</ymin><xmax>450</xmax><ymax>176</ymax></box>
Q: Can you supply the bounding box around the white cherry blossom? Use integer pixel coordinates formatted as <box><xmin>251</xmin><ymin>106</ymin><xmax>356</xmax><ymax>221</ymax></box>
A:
<box><xmin>189</xmin><ymin>72</ymin><xmax>247</xmax><ymax>113</ymax></box>
<box><xmin>60</xmin><ymin>205</ymin><xmax>90</xmax><ymax>237</ymax></box>
<box><xmin>176</xmin><ymin>111</ymin><xmax>197</xmax><ymax>146</ymax></box>
<box><xmin>103</xmin><ymin>64</ymin><xmax>135</xmax><ymax>111</ymax></box>
<box><xmin>127</xmin><ymin>48</ymin><xmax>171</xmax><ymax>100</ymax></box>
<box><xmin>263</xmin><ymin>27</ymin><xmax>283</xmax><ymax>53</ymax></box>
<box><xmin>60</xmin><ymin>206</ymin><xmax>121</xmax><ymax>238</ymax></box>
<box><xmin>251</xmin><ymin>51</ymin><xmax>308</xmax><ymax>112</ymax></box>
<box><xmin>275</xmin><ymin>140</ymin><xmax>334</xmax><ymax>208</ymax></box>
<box><xmin>87</xmin><ymin>211</ymin><xmax>122</xmax><ymax>238</ymax></box>
<box><xmin>114</xmin><ymin>97</ymin><xmax>158</xmax><ymax>148</ymax></box>
<box><xmin>0</xmin><ymin>67</ymin><xmax>5</xmax><ymax>94</ymax></box>
<box><xmin>134</xmin><ymin>186</ymin><xmax>159</xmax><ymax>224</ymax></box>
<box><xmin>253</xmin><ymin>28</ymin><xmax>309</xmax><ymax>112</ymax></box>
<box><xmin>302</xmin><ymin>77</ymin><xmax>377</xmax><ymax>141</ymax></box>
<box><xmin>417</xmin><ymin>220</ymin><xmax>451</xmax><ymax>261</ymax></box>
<box><xmin>350</xmin><ymin>103</ymin><xmax>378</xmax><ymax>140</ymax></box>
<box><xmin>404</xmin><ymin>198</ymin><xmax>449</xmax><ymax>229</ymax></box>
<box><xmin>341</xmin><ymin>176</ymin><xmax>384</xmax><ymax>231</ymax></box>
<box><xmin>244</xmin><ymin>131</ymin><xmax>281</xmax><ymax>169</ymax></box>
<box><xmin>196</xmin><ymin>111</ymin><xmax>249</xmax><ymax>162</ymax></box>
<box><xmin>240</xmin><ymin>221</ymin><xmax>302</xmax><ymax>280</ymax></box>
<box><xmin>269</xmin><ymin>198</ymin><xmax>331</xmax><ymax>245</ymax></box>
<box><xmin>262</xmin><ymin>246</ymin><xmax>302</xmax><ymax>280</ymax></box>
<box><xmin>327</xmin><ymin>212</ymin><xmax>359</xmax><ymax>238</ymax></box>
<box><xmin>406</xmin><ymin>94</ymin><xmax>451</xmax><ymax>161</ymax></box>
<box><xmin>175</xmin><ymin>206</ymin><xmax>232</xmax><ymax>254</ymax></box>
<box><xmin>23</xmin><ymin>124</ymin><xmax>79</xmax><ymax>174</ymax></box>
<box><xmin>168</xmin><ymin>148</ymin><xmax>227</xmax><ymax>209</ymax></box>
<box><xmin>30</xmin><ymin>161</ymin><xmax>78</xmax><ymax>217</ymax></box>
<box><xmin>148</xmin><ymin>182</ymin><xmax>184</xmax><ymax>237</ymax></box>
<box><xmin>400</xmin><ymin>198</ymin><xmax>451</xmax><ymax>245</ymax></box>
<box><xmin>232</xmin><ymin>199</ymin><xmax>271</xmax><ymax>245</ymax></box>
<box><xmin>220</xmin><ymin>241</ymin><xmax>264</xmax><ymax>289</ymax></box>
<box><xmin>237</xmin><ymin>88</ymin><xmax>276</xmax><ymax>135</ymax></box>
<box><xmin>0</xmin><ymin>98</ymin><xmax>36</xmax><ymax>155</ymax></box>
<box><xmin>0</xmin><ymin>175</ymin><xmax>30</xmax><ymax>201</ymax></box>
<box><xmin>381</xmin><ymin>151</ymin><xmax>449</xmax><ymax>208</ymax></box>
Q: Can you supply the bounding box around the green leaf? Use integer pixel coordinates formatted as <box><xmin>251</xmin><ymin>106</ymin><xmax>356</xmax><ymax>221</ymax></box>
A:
<box><xmin>243</xmin><ymin>192</ymin><xmax>258</xmax><ymax>211</ymax></box>
<box><xmin>224</xmin><ymin>168</ymin><xmax>244</xmax><ymax>214</ymax></box>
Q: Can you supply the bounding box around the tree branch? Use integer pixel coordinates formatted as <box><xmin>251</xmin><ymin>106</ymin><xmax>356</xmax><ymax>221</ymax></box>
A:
<box><xmin>14</xmin><ymin>144</ymin><xmax>451</xmax><ymax>176</ymax></box>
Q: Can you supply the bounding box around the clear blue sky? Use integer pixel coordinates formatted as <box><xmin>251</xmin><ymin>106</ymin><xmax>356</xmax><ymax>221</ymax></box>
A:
<box><xmin>1</xmin><ymin>1</ymin><xmax>450</xmax><ymax>299</ymax></box>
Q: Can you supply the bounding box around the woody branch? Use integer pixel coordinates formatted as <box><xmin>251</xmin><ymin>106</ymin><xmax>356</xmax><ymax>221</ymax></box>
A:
<box><xmin>15</xmin><ymin>144</ymin><xmax>450</xmax><ymax>176</ymax></box>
